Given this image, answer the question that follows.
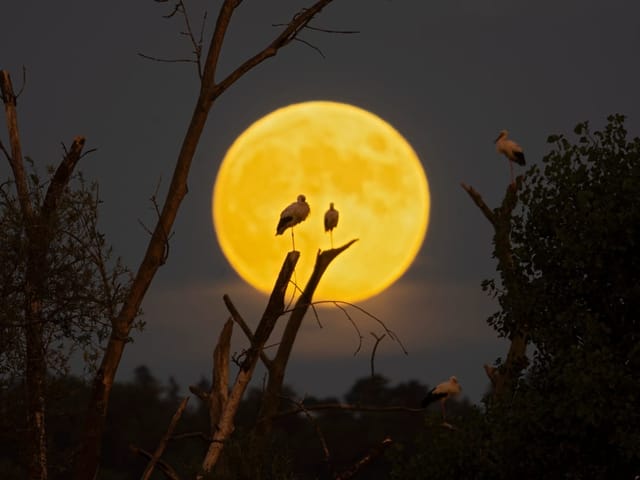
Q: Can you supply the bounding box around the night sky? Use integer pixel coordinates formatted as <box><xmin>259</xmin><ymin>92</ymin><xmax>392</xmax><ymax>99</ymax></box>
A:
<box><xmin>2</xmin><ymin>1</ymin><xmax>640</xmax><ymax>403</ymax></box>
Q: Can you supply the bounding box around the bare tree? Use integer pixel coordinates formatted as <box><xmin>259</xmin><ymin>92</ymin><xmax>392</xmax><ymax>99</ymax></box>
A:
<box><xmin>72</xmin><ymin>1</ymin><xmax>347</xmax><ymax>478</ymax></box>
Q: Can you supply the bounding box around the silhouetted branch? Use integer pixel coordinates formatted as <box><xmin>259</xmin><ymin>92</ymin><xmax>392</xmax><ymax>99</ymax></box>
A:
<box><xmin>268</xmin><ymin>402</ymin><xmax>425</xmax><ymax>422</ymax></box>
<box><xmin>130</xmin><ymin>445</ymin><xmax>181</xmax><ymax>480</ymax></box>
<box><xmin>142</xmin><ymin>0</ymin><xmax>208</xmax><ymax>78</ymax></box>
<box><xmin>335</xmin><ymin>437</ymin><xmax>393</xmax><ymax>480</ymax></box>
<box><xmin>223</xmin><ymin>295</ymin><xmax>272</xmax><ymax>369</ymax></box>
<box><xmin>307</xmin><ymin>300</ymin><xmax>408</xmax><ymax>355</ymax></box>
<box><xmin>333</xmin><ymin>302</ymin><xmax>364</xmax><ymax>355</ymax></box>
<box><xmin>370</xmin><ymin>332</ymin><xmax>386</xmax><ymax>377</ymax></box>
<box><xmin>283</xmin><ymin>396</ymin><xmax>332</xmax><ymax>471</ymax></box>
<box><xmin>141</xmin><ymin>396</ymin><xmax>190</xmax><ymax>480</ymax></box>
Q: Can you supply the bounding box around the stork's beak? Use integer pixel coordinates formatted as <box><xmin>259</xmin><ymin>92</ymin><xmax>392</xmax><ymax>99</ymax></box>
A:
<box><xmin>494</xmin><ymin>134</ymin><xmax>501</xmax><ymax>143</ymax></box>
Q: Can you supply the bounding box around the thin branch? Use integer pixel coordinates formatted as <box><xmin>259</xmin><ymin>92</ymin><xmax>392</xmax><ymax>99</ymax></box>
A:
<box><xmin>141</xmin><ymin>396</ymin><xmax>190</xmax><ymax>480</ymax></box>
<box><xmin>137</xmin><ymin>53</ymin><xmax>198</xmax><ymax>65</ymax></box>
<box><xmin>369</xmin><ymin>332</ymin><xmax>386</xmax><ymax>377</ymax></box>
<box><xmin>211</xmin><ymin>0</ymin><xmax>336</xmax><ymax>100</ymax></box>
<box><xmin>333</xmin><ymin>302</ymin><xmax>363</xmax><ymax>355</ymax></box>
<box><xmin>293</xmin><ymin>37</ymin><xmax>326</xmax><ymax>58</ymax></box>
<box><xmin>0</xmin><ymin>139</ymin><xmax>10</xmax><ymax>162</ymax></box>
<box><xmin>223</xmin><ymin>295</ymin><xmax>272</xmax><ymax>368</ymax></box>
<box><xmin>335</xmin><ymin>437</ymin><xmax>393</xmax><ymax>480</ymax></box>
<box><xmin>171</xmin><ymin>431</ymin><xmax>211</xmax><ymax>442</ymax></box>
<box><xmin>302</xmin><ymin>25</ymin><xmax>359</xmax><ymax>34</ymax></box>
<box><xmin>130</xmin><ymin>445</ymin><xmax>181</xmax><ymax>480</ymax></box>
<box><xmin>460</xmin><ymin>182</ymin><xmax>496</xmax><ymax>226</ymax></box>
<box><xmin>268</xmin><ymin>402</ymin><xmax>425</xmax><ymax>422</ymax></box>
<box><xmin>14</xmin><ymin>66</ymin><xmax>27</xmax><ymax>98</ymax></box>
<box><xmin>307</xmin><ymin>300</ymin><xmax>408</xmax><ymax>355</ymax></box>
<box><xmin>283</xmin><ymin>396</ymin><xmax>332</xmax><ymax>471</ymax></box>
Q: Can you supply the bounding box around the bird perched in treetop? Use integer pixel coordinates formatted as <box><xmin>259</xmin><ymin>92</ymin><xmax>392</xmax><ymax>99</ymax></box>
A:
<box><xmin>495</xmin><ymin>129</ymin><xmax>525</xmax><ymax>184</ymax></box>
<box><xmin>324</xmin><ymin>202</ymin><xmax>339</xmax><ymax>248</ymax></box>
<box><xmin>421</xmin><ymin>376</ymin><xmax>461</xmax><ymax>420</ymax></box>
<box><xmin>276</xmin><ymin>194</ymin><xmax>310</xmax><ymax>251</ymax></box>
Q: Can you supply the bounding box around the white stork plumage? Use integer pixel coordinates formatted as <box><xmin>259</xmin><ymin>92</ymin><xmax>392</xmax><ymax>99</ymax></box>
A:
<box><xmin>421</xmin><ymin>376</ymin><xmax>461</xmax><ymax>420</ymax></box>
<box><xmin>495</xmin><ymin>129</ymin><xmax>526</xmax><ymax>184</ymax></box>
<box><xmin>276</xmin><ymin>194</ymin><xmax>310</xmax><ymax>251</ymax></box>
<box><xmin>324</xmin><ymin>202</ymin><xmax>339</xmax><ymax>248</ymax></box>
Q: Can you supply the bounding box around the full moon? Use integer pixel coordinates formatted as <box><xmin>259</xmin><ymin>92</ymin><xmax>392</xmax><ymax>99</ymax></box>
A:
<box><xmin>212</xmin><ymin>101</ymin><xmax>430</xmax><ymax>302</ymax></box>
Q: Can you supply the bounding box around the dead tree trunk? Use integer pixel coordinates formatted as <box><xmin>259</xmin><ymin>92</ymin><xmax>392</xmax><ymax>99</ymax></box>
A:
<box><xmin>255</xmin><ymin>241</ymin><xmax>358</xmax><ymax>441</ymax></box>
<box><xmin>197</xmin><ymin>251</ymin><xmax>299</xmax><ymax>476</ymax></box>
<box><xmin>461</xmin><ymin>179</ymin><xmax>528</xmax><ymax>399</ymax></box>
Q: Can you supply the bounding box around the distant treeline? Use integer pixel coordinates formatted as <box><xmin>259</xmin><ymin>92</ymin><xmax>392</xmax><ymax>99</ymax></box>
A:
<box><xmin>0</xmin><ymin>366</ymin><xmax>473</xmax><ymax>479</ymax></box>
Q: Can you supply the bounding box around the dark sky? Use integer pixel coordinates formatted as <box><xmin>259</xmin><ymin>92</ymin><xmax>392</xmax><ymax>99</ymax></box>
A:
<box><xmin>2</xmin><ymin>1</ymin><xmax>640</xmax><ymax>403</ymax></box>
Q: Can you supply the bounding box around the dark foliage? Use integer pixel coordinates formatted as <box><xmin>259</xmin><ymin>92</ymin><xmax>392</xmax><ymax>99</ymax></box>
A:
<box><xmin>0</xmin><ymin>367</ymin><xmax>468</xmax><ymax>479</ymax></box>
<box><xmin>394</xmin><ymin>115</ymin><xmax>640</xmax><ymax>479</ymax></box>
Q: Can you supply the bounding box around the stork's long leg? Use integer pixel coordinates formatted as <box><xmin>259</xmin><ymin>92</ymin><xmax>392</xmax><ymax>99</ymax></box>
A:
<box><xmin>290</xmin><ymin>227</ymin><xmax>296</xmax><ymax>252</ymax></box>
<box><xmin>330</xmin><ymin>230</ymin><xmax>334</xmax><ymax>249</ymax></box>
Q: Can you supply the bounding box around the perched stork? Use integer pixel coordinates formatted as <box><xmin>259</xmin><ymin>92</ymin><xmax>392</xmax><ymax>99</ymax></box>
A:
<box><xmin>276</xmin><ymin>194</ymin><xmax>310</xmax><ymax>251</ymax></box>
<box><xmin>421</xmin><ymin>376</ymin><xmax>461</xmax><ymax>420</ymax></box>
<box><xmin>324</xmin><ymin>202</ymin><xmax>339</xmax><ymax>248</ymax></box>
<box><xmin>495</xmin><ymin>129</ymin><xmax>525</xmax><ymax>184</ymax></box>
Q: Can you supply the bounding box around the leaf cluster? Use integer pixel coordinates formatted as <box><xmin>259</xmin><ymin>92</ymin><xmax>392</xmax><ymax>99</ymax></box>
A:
<box><xmin>0</xmin><ymin>161</ymin><xmax>137</xmax><ymax>382</ymax></box>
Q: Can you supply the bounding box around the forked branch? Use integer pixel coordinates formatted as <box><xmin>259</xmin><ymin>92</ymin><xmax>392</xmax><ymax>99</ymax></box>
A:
<box><xmin>461</xmin><ymin>177</ymin><xmax>528</xmax><ymax>398</ymax></box>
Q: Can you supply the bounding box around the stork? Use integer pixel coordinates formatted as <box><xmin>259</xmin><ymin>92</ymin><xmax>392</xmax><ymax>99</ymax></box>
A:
<box><xmin>495</xmin><ymin>129</ymin><xmax>525</xmax><ymax>184</ymax></box>
<box><xmin>276</xmin><ymin>194</ymin><xmax>310</xmax><ymax>251</ymax></box>
<box><xmin>421</xmin><ymin>376</ymin><xmax>461</xmax><ymax>421</ymax></box>
<box><xmin>324</xmin><ymin>202</ymin><xmax>339</xmax><ymax>248</ymax></box>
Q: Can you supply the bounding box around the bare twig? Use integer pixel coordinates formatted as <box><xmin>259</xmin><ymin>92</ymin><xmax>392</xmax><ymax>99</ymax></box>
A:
<box><xmin>130</xmin><ymin>445</ymin><xmax>181</xmax><ymax>480</ymax></box>
<box><xmin>223</xmin><ymin>295</ymin><xmax>272</xmax><ymax>369</ymax></box>
<box><xmin>137</xmin><ymin>52</ymin><xmax>198</xmax><ymax>65</ymax></box>
<box><xmin>369</xmin><ymin>332</ymin><xmax>386</xmax><ymax>377</ymax></box>
<box><xmin>284</xmin><ymin>396</ymin><xmax>332</xmax><ymax>471</ymax></box>
<box><xmin>14</xmin><ymin>66</ymin><xmax>27</xmax><ymax>98</ymax></box>
<box><xmin>171</xmin><ymin>431</ymin><xmax>211</xmax><ymax>442</ymax></box>
<box><xmin>141</xmin><ymin>396</ymin><xmax>190</xmax><ymax>480</ymax></box>
<box><xmin>268</xmin><ymin>402</ymin><xmax>425</xmax><ymax>422</ymax></box>
<box><xmin>293</xmin><ymin>37</ymin><xmax>326</xmax><ymax>58</ymax></box>
<box><xmin>335</xmin><ymin>437</ymin><xmax>393</xmax><ymax>480</ymax></box>
<box><xmin>305</xmin><ymin>300</ymin><xmax>408</xmax><ymax>355</ymax></box>
<box><xmin>333</xmin><ymin>302</ymin><xmax>364</xmax><ymax>355</ymax></box>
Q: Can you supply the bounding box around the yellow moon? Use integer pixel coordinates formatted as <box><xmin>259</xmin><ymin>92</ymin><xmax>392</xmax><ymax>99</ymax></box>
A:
<box><xmin>212</xmin><ymin>101</ymin><xmax>430</xmax><ymax>302</ymax></box>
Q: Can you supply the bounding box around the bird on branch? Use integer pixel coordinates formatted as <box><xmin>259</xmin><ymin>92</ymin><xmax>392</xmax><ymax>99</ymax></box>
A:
<box><xmin>421</xmin><ymin>376</ymin><xmax>461</xmax><ymax>421</ymax></box>
<box><xmin>495</xmin><ymin>129</ymin><xmax>525</xmax><ymax>184</ymax></box>
<box><xmin>324</xmin><ymin>202</ymin><xmax>339</xmax><ymax>248</ymax></box>
<box><xmin>276</xmin><ymin>194</ymin><xmax>310</xmax><ymax>251</ymax></box>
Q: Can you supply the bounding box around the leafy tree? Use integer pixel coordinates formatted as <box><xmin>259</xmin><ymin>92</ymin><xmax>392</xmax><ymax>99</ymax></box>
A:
<box><xmin>0</xmin><ymin>150</ymin><xmax>134</xmax><ymax>478</ymax></box>
<box><xmin>485</xmin><ymin>114</ymin><xmax>640</xmax><ymax>478</ymax></box>
<box><xmin>394</xmin><ymin>115</ymin><xmax>640</xmax><ymax>478</ymax></box>
<box><xmin>0</xmin><ymin>164</ymin><xmax>133</xmax><ymax>381</ymax></box>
